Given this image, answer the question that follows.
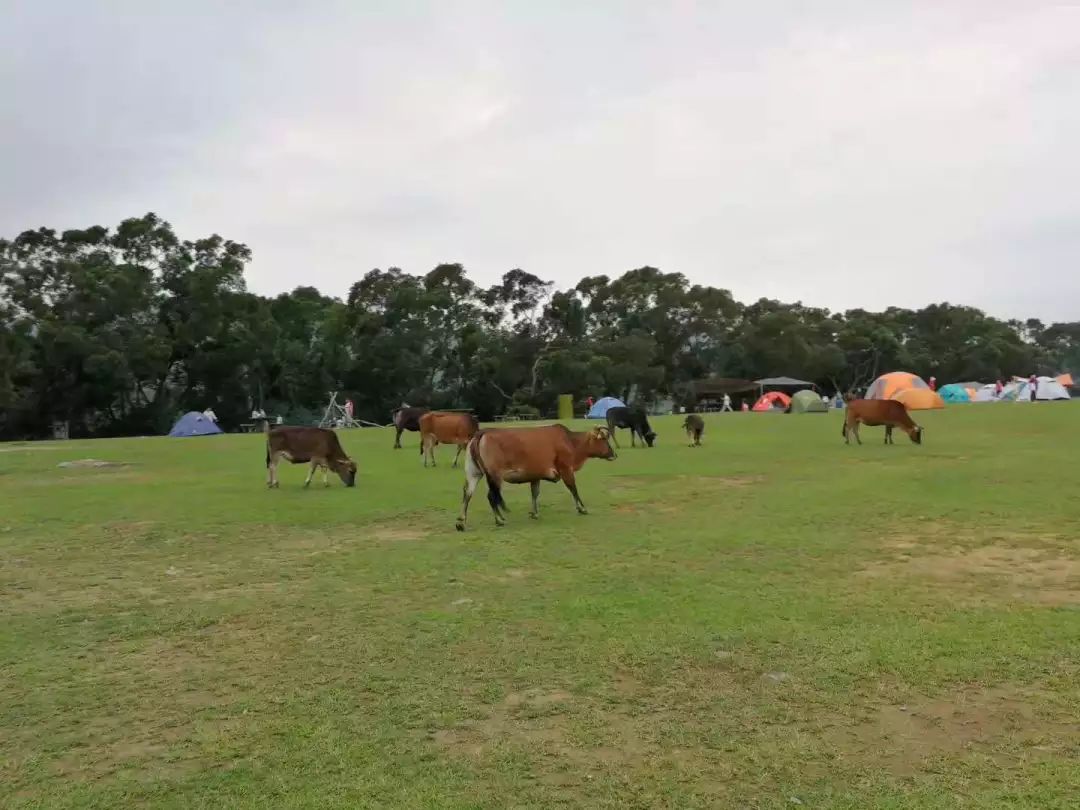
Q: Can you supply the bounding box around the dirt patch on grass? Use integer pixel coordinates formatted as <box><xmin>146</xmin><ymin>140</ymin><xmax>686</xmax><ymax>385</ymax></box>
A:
<box><xmin>370</xmin><ymin>525</ymin><xmax>428</xmax><ymax>542</ymax></box>
<box><xmin>431</xmin><ymin>686</ymin><xmax>660</xmax><ymax>773</ymax></box>
<box><xmin>860</xmin><ymin>543</ymin><xmax>1080</xmax><ymax>605</ymax></box>
<box><xmin>826</xmin><ymin>684</ymin><xmax>1080</xmax><ymax>776</ymax></box>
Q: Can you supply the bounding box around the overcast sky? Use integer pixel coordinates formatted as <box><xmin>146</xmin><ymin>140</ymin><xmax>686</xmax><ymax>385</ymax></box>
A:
<box><xmin>2</xmin><ymin>1</ymin><xmax>1078</xmax><ymax>320</ymax></box>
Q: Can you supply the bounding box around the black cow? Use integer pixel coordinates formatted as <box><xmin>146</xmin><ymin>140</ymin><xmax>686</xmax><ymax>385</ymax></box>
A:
<box><xmin>605</xmin><ymin>406</ymin><xmax>656</xmax><ymax>448</ymax></box>
<box><xmin>392</xmin><ymin>406</ymin><xmax>430</xmax><ymax>449</ymax></box>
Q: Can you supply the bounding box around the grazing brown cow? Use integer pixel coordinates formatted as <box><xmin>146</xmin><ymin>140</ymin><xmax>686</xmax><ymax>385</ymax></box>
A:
<box><xmin>265</xmin><ymin>422</ymin><xmax>357</xmax><ymax>487</ymax></box>
<box><xmin>419</xmin><ymin>411</ymin><xmax>479</xmax><ymax>468</ymax></box>
<box><xmin>683</xmin><ymin>413</ymin><xmax>704</xmax><ymax>447</ymax></box>
<box><xmin>456</xmin><ymin>425</ymin><xmax>616</xmax><ymax>531</ymax></box>
<box><xmin>843</xmin><ymin>399</ymin><xmax>923</xmax><ymax>445</ymax></box>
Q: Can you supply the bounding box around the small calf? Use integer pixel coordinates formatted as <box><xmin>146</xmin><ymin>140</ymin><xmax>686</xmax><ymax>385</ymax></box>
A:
<box><xmin>683</xmin><ymin>414</ymin><xmax>704</xmax><ymax>446</ymax></box>
<box><xmin>843</xmin><ymin>399</ymin><xmax>923</xmax><ymax>445</ymax></box>
<box><xmin>265</xmin><ymin>423</ymin><xmax>357</xmax><ymax>487</ymax></box>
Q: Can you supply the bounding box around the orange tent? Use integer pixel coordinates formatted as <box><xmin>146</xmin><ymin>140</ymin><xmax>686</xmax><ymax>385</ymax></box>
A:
<box><xmin>866</xmin><ymin>371</ymin><xmax>930</xmax><ymax>400</ymax></box>
<box><xmin>752</xmin><ymin>391</ymin><xmax>792</xmax><ymax>411</ymax></box>
<box><xmin>1057</xmin><ymin>373</ymin><xmax>1074</xmax><ymax>387</ymax></box>
<box><xmin>893</xmin><ymin>388</ymin><xmax>945</xmax><ymax>410</ymax></box>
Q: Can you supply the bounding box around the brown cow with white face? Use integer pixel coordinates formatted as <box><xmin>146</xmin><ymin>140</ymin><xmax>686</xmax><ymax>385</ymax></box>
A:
<box><xmin>456</xmin><ymin>424</ymin><xmax>616</xmax><ymax>530</ymax></box>
<box><xmin>265</xmin><ymin>422</ymin><xmax>357</xmax><ymax>488</ymax></box>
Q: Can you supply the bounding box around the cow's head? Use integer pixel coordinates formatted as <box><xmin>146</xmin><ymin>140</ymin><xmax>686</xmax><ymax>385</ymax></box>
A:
<box><xmin>335</xmin><ymin>457</ymin><xmax>358</xmax><ymax>486</ymax></box>
<box><xmin>588</xmin><ymin>427</ymin><xmax>617</xmax><ymax>460</ymax></box>
<box><xmin>908</xmin><ymin>425</ymin><xmax>923</xmax><ymax>445</ymax></box>
<box><xmin>643</xmin><ymin>427</ymin><xmax>657</xmax><ymax>447</ymax></box>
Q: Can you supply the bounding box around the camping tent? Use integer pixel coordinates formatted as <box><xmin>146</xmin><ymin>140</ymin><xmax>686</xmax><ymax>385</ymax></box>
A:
<box><xmin>865</xmin><ymin>371</ymin><xmax>930</xmax><ymax>400</ymax></box>
<box><xmin>1001</xmin><ymin>377</ymin><xmax>1071</xmax><ymax>401</ymax></box>
<box><xmin>1057</xmin><ymin>373</ymin><xmax>1074</xmax><ymax>387</ymax></box>
<box><xmin>972</xmin><ymin>385</ymin><xmax>998</xmax><ymax>403</ymax></box>
<box><xmin>892</xmin><ymin>388</ymin><xmax>945</xmax><ymax>410</ymax></box>
<box><xmin>1034</xmin><ymin>377</ymin><xmax>1071</xmax><ymax>400</ymax></box>
<box><xmin>790</xmin><ymin>389</ymin><xmax>828</xmax><ymax>413</ymax></box>
<box><xmin>168</xmin><ymin>411</ymin><xmax>224</xmax><ymax>437</ymax></box>
<box><xmin>586</xmin><ymin>396</ymin><xmax>627</xmax><ymax>419</ymax></box>
<box><xmin>938</xmin><ymin>384</ymin><xmax>971</xmax><ymax>403</ymax></box>
<box><xmin>752</xmin><ymin>391</ymin><xmax>792</xmax><ymax>412</ymax></box>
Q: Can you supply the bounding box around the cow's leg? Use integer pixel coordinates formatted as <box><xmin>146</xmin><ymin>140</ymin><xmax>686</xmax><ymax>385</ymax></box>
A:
<box><xmin>267</xmin><ymin>452</ymin><xmax>280</xmax><ymax>488</ymax></box>
<box><xmin>631</xmin><ymin>430</ymin><xmax>637</xmax><ymax>448</ymax></box>
<box><xmin>609</xmin><ymin>430</ymin><xmax>621</xmax><ymax>449</ymax></box>
<box><xmin>455</xmin><ymin>453</ymin><xmax>484</xmax><ymax>531</ymax></box>
<box><xmin>853</xmin><ymin>423</ymin><xmax>862</xmax><ymax>445</ymax></box>
<box><xmin>322</xmin><ymin>463</ymin><xmax>330</xmax><ymax>487</ymax></box>
<box><xmin>884</xmin><ymin>426</ymin><xmax>892</xmax><ymax>445</ymax></box>
<box><xmin>485</xmin><ymin>473</ymin><xmax>507</xmax><ymax>527</ymax></box>
<box><xmin>560</xmin><ymin>467</ymin><xmax>587</xmax><ymax>515</ymax></box>
<box><xmin>304</xmin><ymin>461</ymin><xmax>318</xmax><ymax>488</ymax></box>
<box><xmin>529</xmin><ymin>481</ymin><xmax>541</xmax><ymax>519</ymax></box>
<box><xmin>452</xmin><ymin>442</ymin><xmax>464</xmax><ymax>468</ymax></box>
<box><xmin>394</xmin><ymin>427</ymin><xmax>403</xmax><ymax>449</ymax></box>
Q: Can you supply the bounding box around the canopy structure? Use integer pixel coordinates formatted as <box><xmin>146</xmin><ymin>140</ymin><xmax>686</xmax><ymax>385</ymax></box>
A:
<box><xmin>866</xmin><ymin>371</ymin><xmax>930</xmax><ymax>400</ymax></box>
<box><xmin>893</xmin><ymin>388</ymin><xmax>946</xmax><ymax>410</ymax></box>
<box><xmin>168</xmin><ymin>411</ymin><xmax>224</xmax><ymax>437</ymax></box>
<box><xmin>938</xmin><ymin>383</ymin><xmax>971</xmax><ymax>403</ymax></box>
<box><xmin>688</xmin><ymin>377</ymin><xmax>757</xmax><ymax>400</ymax></box>
<box><xmin>790</xmin><ymin>389</ymin><xmax>828</xmax><ymax>413</ymax></box>
<box><xmin>586</xmin><ymin>396</ymin><xmax>626</xmax><ymax>418</ymax></box>
<box><xmin>752</xmin><ymin>391</ymin><xmax>792</xmax><ymax>412</ymax></box>
<box><xmin>754</xmin><ymin>376</ymin><xmax>814</xmax><ymax>388</ymax></box>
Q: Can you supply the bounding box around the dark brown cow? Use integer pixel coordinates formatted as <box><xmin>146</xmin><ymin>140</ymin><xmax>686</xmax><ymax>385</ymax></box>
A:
<box><xmin>455</xmin><ymin>424</ymin><xmax>616</xmax><ymax>530</ymax></box>
<box><xmin>392</xmin><ymin>406</ymin><xmax>429</xmax><ymax>449</ymax></box>
<box><xmin>265</xmin><ymin>422</ymin><xmax>357</xmax><ymax>487</ymax></box>
<box><xmin>843</xmin><ymin>399</ymin><xmax>923</xmax><ymax>445</ymax></box>
<box><xmin>419</xmin><ymin>411</ymin><xmax>479</xmax><ymax>468</ymax></box>
<box><xmin>683</xmin><ymin>413</ymin><xmax>704</xmax><ymax>447</ymax></box>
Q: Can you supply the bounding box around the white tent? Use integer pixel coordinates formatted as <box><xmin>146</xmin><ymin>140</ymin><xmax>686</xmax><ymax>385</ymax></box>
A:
<box><xmin>972</xmin><ymin>384</ymin><xmax>998</xmax><ymax>402</ymax></box>
<box><xmin>1035</xmin><ymin>376</ymin><xmax>1071</xmax><ymax>400</ymax></box>
<box><xmin>1002</xmin><ymin>377</ymin><xmax>1071</xmax><ymax>401</ymax></box>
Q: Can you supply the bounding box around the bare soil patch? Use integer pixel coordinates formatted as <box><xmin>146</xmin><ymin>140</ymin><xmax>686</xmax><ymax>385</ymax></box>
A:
<box><xmin>370</xmin><ymin>525</ymin><xmax>428</xmax><ymax>542</ymax></box>
<box><xmin>860</xmin><ymin>543</ymin><xmax>1080</xmax><ymax>605</ymax></box>
<box><xmin>825</xmin><ymin>684</ymin><xmax>1080</xmax><ymax>776</ymax></box>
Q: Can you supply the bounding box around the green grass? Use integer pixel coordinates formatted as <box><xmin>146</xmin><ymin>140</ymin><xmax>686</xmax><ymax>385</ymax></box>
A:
<box><xmin>2</xmin><ymin>405</ymin><xmax>1079</xmax><ymax>808</ymax></box>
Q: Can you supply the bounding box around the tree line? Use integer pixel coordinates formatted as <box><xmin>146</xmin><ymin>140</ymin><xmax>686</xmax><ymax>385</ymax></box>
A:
<box><xmin>1</xmin><ymin>213</ymin><xmax>1077</xmax><ymax>439</ymax></box>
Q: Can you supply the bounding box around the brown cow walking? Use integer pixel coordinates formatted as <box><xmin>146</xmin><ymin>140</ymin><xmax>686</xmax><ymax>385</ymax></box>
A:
<box><xmin>843</xmin><ymin>399</ymin><xmax>923</xmax><ymax>445</ymax></box>
<box><xmin>456</xmin><ymin>425</ymin><xmax>616</xmax><ymax>530</ymax></box>
<box><xmin>265</xmin><ymin>422</ymin><xmax>358</xmax><ymax>487</ymax></box>
<box><xmin>419</xmin><ymin>411</ymin><xmax>479</xmax><ymax>468</ymax></box>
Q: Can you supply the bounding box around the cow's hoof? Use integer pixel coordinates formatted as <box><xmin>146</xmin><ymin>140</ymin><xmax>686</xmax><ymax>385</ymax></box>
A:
<box><xmin>455</xmin><ymin>520</ymin><xmax>465</xmax><ymax>532</ymax></box>
<box><xmin>529</xmin><ymin>512</ymin><xmax>538</xmax><ymax>520</ymax></box>
<box><xmin>577</xmin><ymin>509</ymin><xmax>588</xmax><ymax>516</ymax></box>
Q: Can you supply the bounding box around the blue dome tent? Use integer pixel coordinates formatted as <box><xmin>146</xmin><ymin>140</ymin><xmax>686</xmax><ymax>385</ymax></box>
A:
<box><xmin>586</xmin><ymin>396</ymin><xmax>626</xmax><ymax>419</ymax></box>
<box><xmin>168</xmin><ymin>411</ymin><xmax>224</xmax><ymax>437</ymax></box>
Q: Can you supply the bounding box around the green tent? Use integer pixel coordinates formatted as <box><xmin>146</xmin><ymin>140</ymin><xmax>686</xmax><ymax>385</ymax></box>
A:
<box><xmin>790</xmin><ymin>389</ymin><xmax>828</xmax><ymax>413</ymax></box>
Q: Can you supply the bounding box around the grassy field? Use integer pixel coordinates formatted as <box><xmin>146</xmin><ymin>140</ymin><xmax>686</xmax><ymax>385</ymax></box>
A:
<box><xmin>2</xmin><ymin>405</ymin><xmax>1079</xmax><ymax>808</ymax></box>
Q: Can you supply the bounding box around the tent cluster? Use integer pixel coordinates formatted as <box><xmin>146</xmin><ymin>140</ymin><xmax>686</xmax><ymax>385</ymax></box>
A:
<box><xmin>864</xmin><ymin>372</ymin><xmax>1073</xmax><ymax>409</ymax></box>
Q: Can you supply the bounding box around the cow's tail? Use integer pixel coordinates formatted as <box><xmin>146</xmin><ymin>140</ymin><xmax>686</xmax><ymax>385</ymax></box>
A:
<box><xmin>469</xmin><ymin>431</ymin><xmax>507</xmax><ymax>514</ymax></box>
